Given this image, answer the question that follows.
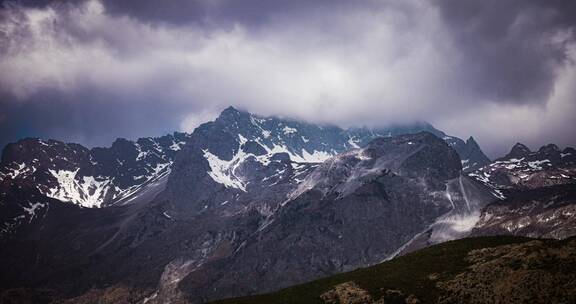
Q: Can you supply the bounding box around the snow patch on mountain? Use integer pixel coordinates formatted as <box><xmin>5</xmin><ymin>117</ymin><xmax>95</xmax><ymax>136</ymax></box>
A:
<box><xmin>51</xmin><ymin>161</ymin><xmax>154</xmax><ymax>208</ymax></box>
<box><xmin>203</xmin><ymin>149</ymin><xmax>247</xmax><ymax>191</ymax></box>
<box><xmin>301</xmin><ymin>149</ymin><xmax>333</xmax><ymax>163</ymax></box>
<box><xmin>347</xmin><ymin>137</ymin><xmax>360</xmax><ymax>149</ymax></box>
<box><xmin>2</xmin><ymin>162</ymin><xmax>37</xmax><ymax>180</ymax></box>
<box><xmin>282</xmin><ymin>126</ymin><xmax>297</xmax><ymax>135</ymax></box>
<box><xmin>46</xmin><ymin>169</ymin><xmax>113</xmax><ymax>208</ymax></box>
<box><xmin>22</xmin><ymin>202</ymin><xmax>46</xmax><ymax>223</ymax></box>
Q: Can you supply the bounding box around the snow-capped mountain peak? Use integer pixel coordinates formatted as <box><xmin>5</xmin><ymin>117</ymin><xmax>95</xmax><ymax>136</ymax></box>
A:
<box><xmin>0</xmin><ymin>133</ymin><xmax>190</xmax><ymax>208</ymax></box>
<box><xmin>469</xmin><ymin>142</ymin><xmax>576</xmax><ymax>192</ymax></box>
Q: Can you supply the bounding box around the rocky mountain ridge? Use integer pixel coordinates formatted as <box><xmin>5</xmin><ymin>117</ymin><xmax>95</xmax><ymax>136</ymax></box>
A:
<box><xmin>0</xmin><ymin>133</ymin><xmax>190</xmax><ymax>208</ymax></box>
<box><xmin>468</xmin><ymin>142</ymin><xmax>576</xmax><ymax>242</ymax></box>
<box><xmin>469</xmin><ymin>142</ymin><xmax>575</xmax><ymax>191</ymax></box>
<box><xmin>0</xmin><ymin>107</ymin><xmax>489</xmax><ymax>212</ymax></box>
<box><xmin>0</xmin><ymin>133</ymin><xmax>189</xmax><ymax>239</ymax></box>
<box><xmin>0</xmin><ymin>123</ymin><xmax>496</xmax><ymax>304</ymax></box>
<box><xmin>3</xmin><ymin>107</ymin><xmax>565</xmax><ymax>304</ymax></box>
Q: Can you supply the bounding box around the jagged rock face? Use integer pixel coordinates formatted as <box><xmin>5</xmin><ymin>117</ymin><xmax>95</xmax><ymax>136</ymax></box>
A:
<box><xmin>0</xmin><ymin>133</ymin><xmax>189</xmax><ymax>240</ymax></box>
<box><xmin>291</xmin><ymin>133</ymin><xmax>462</xmax><ymax>200</ymax></box>
<box><xmin>0</xmin><ymin>133</ymin><xmax>189</xmax><ymax>208</ymax></box>
<box><xmin>503</xmin><ymin>142</ymin><xmax>532</xmax><ymax>159</ymax></box>
<box><xmin>292</xmin><ymin>135</ymin><xmax>494</xmax><ymax>260</ymax></box>
<box><xmin>392</xmin><ymin>174</ymin><xmax>499</xmax><ymax>258</ymax></box>
<box><xmin>0</xmin><ymin>180</ymin><xmax>55</xmax><ymax>238</ymax></box>
<box><xmin>458</xmin><ymin>137</ymin><xmax>491</xmax><ymax>172</ymax></box>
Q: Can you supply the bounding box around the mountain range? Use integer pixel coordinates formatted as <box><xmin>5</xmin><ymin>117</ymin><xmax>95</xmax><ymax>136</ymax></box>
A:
<box><xmin>0</xmin><ymin>106</ymin><xmax>574</xmax><ymax>304</ymax></box>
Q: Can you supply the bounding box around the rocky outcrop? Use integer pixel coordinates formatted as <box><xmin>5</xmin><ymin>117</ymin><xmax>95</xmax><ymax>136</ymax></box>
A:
<box><xmin>320</xmin><ymin>282</ymin><xmax>376</xmax><ymax>304</ymax></box>
<box><xmin>320</xmin><ymin>283</ymin><xmax>421</xmax><ymax>304</ymax></box>
<box><xmin>437</xmin><ymin>239</ymin><xmax>576</xmax><ymax>304</ymax></box>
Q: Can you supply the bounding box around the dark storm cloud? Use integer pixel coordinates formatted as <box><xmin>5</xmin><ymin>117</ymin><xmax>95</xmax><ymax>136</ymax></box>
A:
<box><xmin>0</xmin><ymin>0</ymin><xmax>575</xmax><ymax>157</ymax></box>
<box><xmin>434</xmin><ymin>0</ymin><xmax>576</xmax><ymax>104</ymax></box>
<box><xmin>0</xmin><ymin>88</ymin><xmax>192</xmax><ymax>149</ymax></box>
<box><xmin>3</xmin><ymin>0</ymin><xmax>381</xmax><ymax>27</ymax></box>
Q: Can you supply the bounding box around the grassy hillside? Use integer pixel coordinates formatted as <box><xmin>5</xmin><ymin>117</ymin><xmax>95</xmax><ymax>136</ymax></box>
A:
<box><xmin>212</xmin><ymin>236</ymin><xmax>576</xmax><ymax>304</ymax></box>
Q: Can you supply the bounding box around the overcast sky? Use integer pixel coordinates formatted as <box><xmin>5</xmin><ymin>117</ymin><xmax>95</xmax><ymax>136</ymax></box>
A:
<box><xmin>0</xmin><ymin>0</ymin><xmax>575</xmax><ymax>157</ymax></box>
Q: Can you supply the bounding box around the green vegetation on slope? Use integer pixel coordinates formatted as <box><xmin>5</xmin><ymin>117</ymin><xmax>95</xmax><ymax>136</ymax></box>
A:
<box><xmin>212</xmin><ymin>236</ymin><xmax>552</xmax><ymax>304</ymax></box>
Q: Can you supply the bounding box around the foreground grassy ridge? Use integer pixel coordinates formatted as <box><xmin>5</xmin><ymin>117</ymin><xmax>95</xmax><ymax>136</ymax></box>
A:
<box><xmin>212</xmin><ymin>236</ymin><xmax>534</xmax><ymax>304</ymax></box>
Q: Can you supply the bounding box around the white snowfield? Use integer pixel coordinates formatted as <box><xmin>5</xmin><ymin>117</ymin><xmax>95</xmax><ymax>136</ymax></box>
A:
<box><xmin>45</xmin><ymin>162</ymin><xmax>172</xmax><ymax>208</ymax></box>
<box><xmin>47</xmin><ymin>169</ymin><xmax>112</xmax><ymax>208</ymax></box>
<box><xmin>203</xmin><ymin>149</ymin><xmax>247</xmax><ymax>191</ymax></box>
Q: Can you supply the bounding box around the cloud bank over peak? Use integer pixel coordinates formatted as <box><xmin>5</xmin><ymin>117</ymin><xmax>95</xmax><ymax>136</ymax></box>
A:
<box><xmin>0</xmin><ymin>0</ymin><xmax>575</xmax><ymax>157</ymax></box>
